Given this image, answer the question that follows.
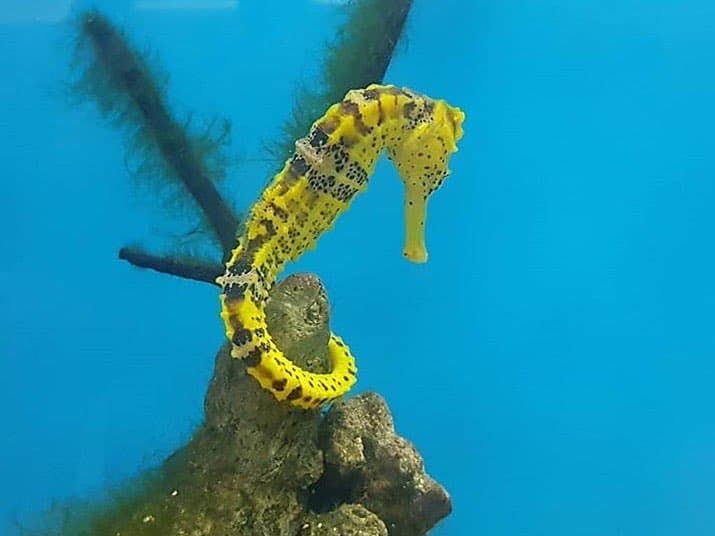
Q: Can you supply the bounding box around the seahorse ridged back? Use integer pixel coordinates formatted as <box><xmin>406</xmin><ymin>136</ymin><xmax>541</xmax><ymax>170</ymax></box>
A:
<box><xmin>217</xmin><ymin>84</ymin><xmax>464</xmax><ymax>409</ymax></box>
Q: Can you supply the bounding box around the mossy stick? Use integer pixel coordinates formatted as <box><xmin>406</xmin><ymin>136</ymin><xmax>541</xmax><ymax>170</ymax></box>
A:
<box><xmin>80</xmin><ymin>11</ymin><xmax>240</xmax><ymax>254</ymax></box>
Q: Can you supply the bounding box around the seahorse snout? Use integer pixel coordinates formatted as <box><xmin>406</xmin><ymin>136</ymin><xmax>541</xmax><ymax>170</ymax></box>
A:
<box><xmin>403</xmin><ymin>243</ymin><xmax>428</xmax><ymax>263</ymax></box>
<box><xmin>403</xmin><ymin>191</ymin><xmax>429</xmax><ymax>263</ymax></box>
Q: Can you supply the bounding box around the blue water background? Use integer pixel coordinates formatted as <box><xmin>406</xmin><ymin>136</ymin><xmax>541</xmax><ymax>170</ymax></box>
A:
<box><xmin>2</xmin><ymin>1</ymin><xmax>714</xmax><ymax>534</ymax></box>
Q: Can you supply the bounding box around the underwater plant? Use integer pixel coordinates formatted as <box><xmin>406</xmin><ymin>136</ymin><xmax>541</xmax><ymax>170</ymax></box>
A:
<box><xmin>268</xmin><ymin>0</ymin><xmax>415</xmax><ymax>165</ymax></box>
<box><xmin>72</xmin><ymin>9</ymin><xmax>239</xmax><ymax>258</ymax></box>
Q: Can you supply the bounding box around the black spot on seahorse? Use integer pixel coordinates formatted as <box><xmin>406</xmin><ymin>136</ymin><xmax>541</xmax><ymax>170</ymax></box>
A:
<box><xmin>291</xmin><ymin>155</ymin><xmax>310</xmax><ymax>176</ymax></box>
<box><xmin>309</xmin><ymin>128</ymin><xmax>329</xmax><ymax>148</ymax></box>
<box><xmin>272</xmin><ymin>378</ymin><xmax>287</xmax><ymax>392</ymax></box>
<box><xmin>231</xmin><ymin>328</ymin><xmax>252</xmax><ymax>346</ymax></box>
<box><xmin>223</xmin><ymin>281</ymin><xmax>248</xmax><ymax>299</ymax></box>
<box><xmin>286</xmin><ymin>386</ymin><xmax>303</xmax><ymax>401</ymax></box>
<box><xmin>244</xmin><ymin>347</ymin><xmax>262</xmax><ymax>367</ymax></box>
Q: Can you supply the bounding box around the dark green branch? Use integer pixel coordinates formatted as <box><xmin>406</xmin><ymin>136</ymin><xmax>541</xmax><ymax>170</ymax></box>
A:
<box><xmin>80</xmin><ymin>11</ymin><xmax>240</xmax><ymax>254</ymax></box>
<box><xmin>326</xmin><ymin>0</ymin><xmax>413</xmax><ymax>92</ymax></box>
<box><xmin>119</xmin><ymin>246</ymin><xmax>223</xmax><ymax>285</ymax></box>
<box><xmin>270</xmin><ymin>0</ymin><xmax>414</xmax><ymax>164</ymax></box>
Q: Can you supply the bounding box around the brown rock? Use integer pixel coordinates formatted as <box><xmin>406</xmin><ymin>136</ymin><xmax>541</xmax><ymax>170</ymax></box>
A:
<box><xmin>317</xmin><ymin>392</ymin><xmax>452</xmax><ymax>535</ymax></box>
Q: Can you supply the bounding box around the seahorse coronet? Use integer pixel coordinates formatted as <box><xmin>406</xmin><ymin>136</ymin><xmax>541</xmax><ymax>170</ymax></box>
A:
<box><xmin>218</xmin><ymin>84</ymin><xmax>465</xmax><ymax>409</ymax></box>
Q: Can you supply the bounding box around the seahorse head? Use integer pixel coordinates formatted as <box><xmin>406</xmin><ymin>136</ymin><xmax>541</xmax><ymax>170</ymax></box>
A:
<box><xmin>392</xmin><ymin>98</ymin><xmax>465</xmax><ymax>263</ymax></box>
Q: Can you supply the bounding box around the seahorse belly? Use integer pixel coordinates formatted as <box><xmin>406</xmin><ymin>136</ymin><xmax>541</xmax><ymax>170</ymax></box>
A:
<box><xmin>217</xmin><ymin>84</ymin><xmax>465</xmax><ymax>409</ymax></box>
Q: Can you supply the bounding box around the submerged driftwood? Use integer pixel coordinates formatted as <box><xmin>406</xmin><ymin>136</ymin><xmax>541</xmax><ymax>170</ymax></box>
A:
<box><xmin>65</xmin><ymin>273</ymin><xmax>450</xmax><ymax>535</ymax></box>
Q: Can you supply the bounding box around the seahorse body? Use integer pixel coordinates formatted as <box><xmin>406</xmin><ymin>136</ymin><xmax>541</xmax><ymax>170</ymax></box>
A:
<box><xmin>217</xmin><ymin>84</ymin><xmax>465</xmax><ymax>409</ymax></box>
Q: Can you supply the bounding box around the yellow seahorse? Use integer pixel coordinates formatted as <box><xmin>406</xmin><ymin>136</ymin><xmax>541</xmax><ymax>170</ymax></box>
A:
<box><xmin>217</xmin><ymin>84</ymin><xmax>465</xmax><ymax>409</ymax></box>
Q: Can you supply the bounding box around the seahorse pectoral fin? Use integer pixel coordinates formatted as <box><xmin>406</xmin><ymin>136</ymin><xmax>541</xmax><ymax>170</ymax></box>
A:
<box><xmin>403</xmin><ymin>188</ymin><xmax>429</xmax><ymax>263</ymax></box>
